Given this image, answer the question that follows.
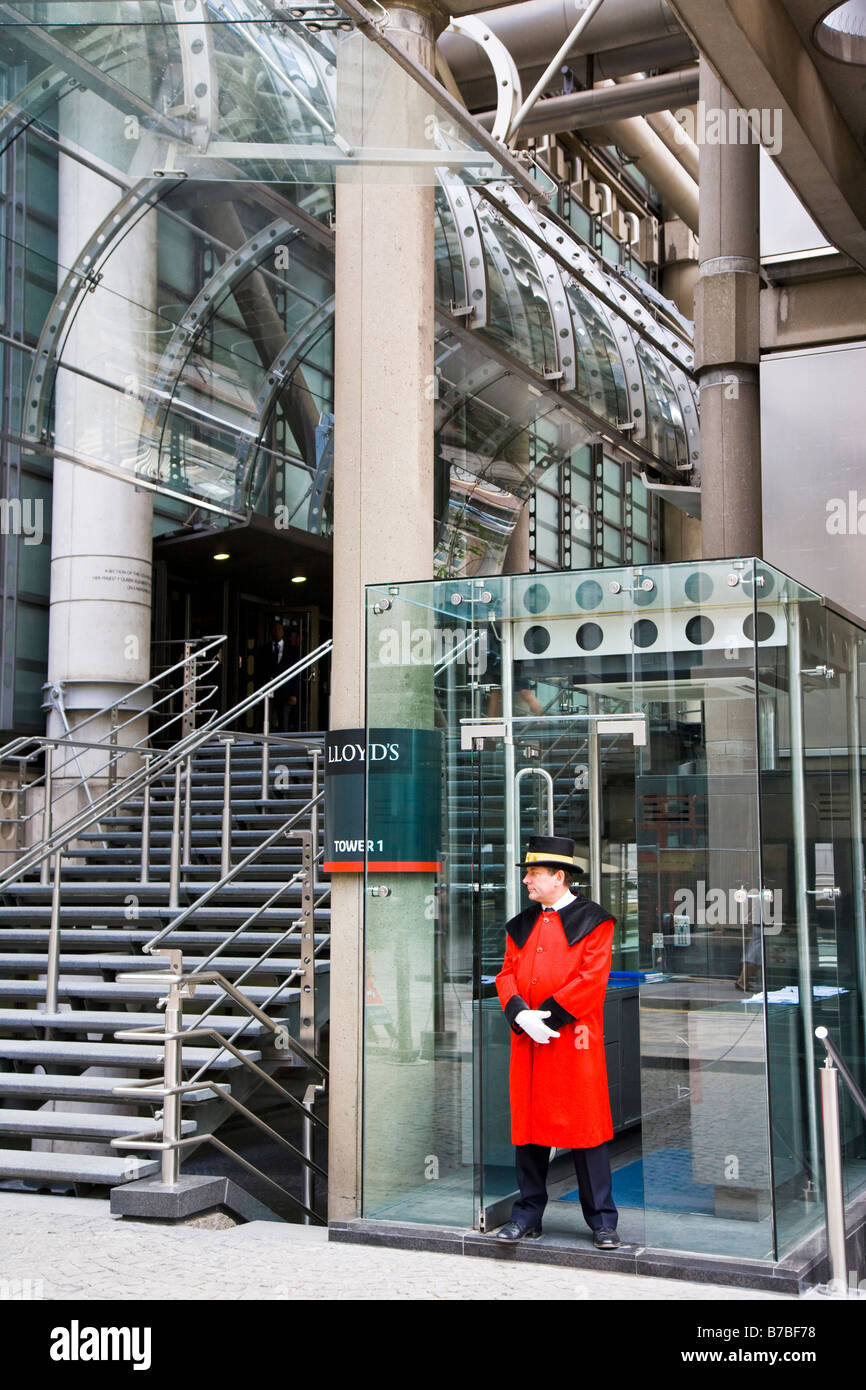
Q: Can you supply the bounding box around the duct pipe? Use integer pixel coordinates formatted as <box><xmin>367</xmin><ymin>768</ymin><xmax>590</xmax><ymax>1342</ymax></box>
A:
<box><xmin>449</xmin><ymin>37</ymin><xmax>697</xmax><ymax>113</ymax></box>
<box><xmin>439</xmin><ymin>0</ymin><xmax>684</xmax><ymax>85</ymax></box>
<box><xmin>614</xmin><ymin>72</ymin><xmax>699</xmax><ymax>181</ymax></box>
<box><xmin>589</xmin><ymin>89</ymin><xmax>699</xmax><ymax>232</ymax></box>
<box><xmin>646</xmin><ymin>107</ymin><xmax>699</xmax><ymax>181</ymax></box>
<box><xmin>478</xmin><ymin>67</ymin><xmax>699</xmax><ymax>137</ymax></box>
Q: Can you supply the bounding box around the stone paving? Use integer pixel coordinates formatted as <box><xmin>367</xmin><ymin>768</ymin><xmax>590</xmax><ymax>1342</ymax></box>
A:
<box><xmin>0</xmin><ymin>1193</ymin><xmax>796</xmax><ymax>1300</ymax></box>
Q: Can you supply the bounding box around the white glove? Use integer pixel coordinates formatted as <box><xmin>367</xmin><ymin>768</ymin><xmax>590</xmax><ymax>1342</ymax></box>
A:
<box><xmin>515</xmin><ymin>1009</ymin><xmax>560</xmax><ymax>1044</ymax></box>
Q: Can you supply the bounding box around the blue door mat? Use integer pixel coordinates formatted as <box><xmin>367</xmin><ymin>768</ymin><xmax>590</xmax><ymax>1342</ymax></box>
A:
<box><xmin>559</xmin><ymin>1147</ymin><xmax>716</xmax><ymax>1215</ymax></box>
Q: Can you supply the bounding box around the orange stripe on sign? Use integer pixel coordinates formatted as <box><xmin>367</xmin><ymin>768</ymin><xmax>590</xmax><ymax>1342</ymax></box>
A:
<box><xmin>323</xmin><ymin>861</ymin><xmax>442</xmax><ymax>873</ymax></box>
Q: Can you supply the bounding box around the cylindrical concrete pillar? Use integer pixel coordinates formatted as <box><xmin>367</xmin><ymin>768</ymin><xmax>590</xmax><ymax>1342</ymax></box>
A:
<box><xmin>48</xmin><ymin>92</ymin><xmax>155</xmax><ymax>780</ymax></box>
<box><xmin>328</xmin><ymin>4</ymin><xmax>439</xmax><ymax>1222</ymax></box>
<box><xmin>694</xmin><ymin>60</ymin><xmax>762</xmax><ymax>560</ymax></box>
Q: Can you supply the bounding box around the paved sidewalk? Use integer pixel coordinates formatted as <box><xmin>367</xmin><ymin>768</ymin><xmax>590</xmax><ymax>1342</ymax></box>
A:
<box><xmin>0</xmin><ymin>1193</ymin><xmax>796</xmax><ymax>1300</ymax></box>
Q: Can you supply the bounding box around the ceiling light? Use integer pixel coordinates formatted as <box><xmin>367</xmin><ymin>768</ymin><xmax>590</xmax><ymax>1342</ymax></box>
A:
<box><xmin>213</xmin><ymin>552</ymin><xmax>230</xmax><ymax>561</ymax></box>
<box><xmin>291</xmin><ymin>574</ymin><xmax>307</xmax><ymax>584</ymax></box>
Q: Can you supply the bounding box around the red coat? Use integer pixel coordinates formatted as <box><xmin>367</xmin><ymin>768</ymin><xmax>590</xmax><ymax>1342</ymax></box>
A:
<box><xmin>495</xmin><ymin>897</ymin><xmax>616</xmax><ymax>1149</ymax></box>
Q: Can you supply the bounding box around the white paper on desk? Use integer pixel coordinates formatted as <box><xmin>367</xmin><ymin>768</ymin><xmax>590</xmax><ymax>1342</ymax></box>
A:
<box><xmin>745</xmin><ymin>985</ymin><xmax>850</xmax><ymax>1005</ymax></box>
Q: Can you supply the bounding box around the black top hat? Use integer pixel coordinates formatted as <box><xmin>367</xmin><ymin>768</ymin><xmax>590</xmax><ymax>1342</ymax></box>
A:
<box><xmin>517</xmin><ymin>835</ymin><xmax>578</xmax><ymax>870</ymax></box>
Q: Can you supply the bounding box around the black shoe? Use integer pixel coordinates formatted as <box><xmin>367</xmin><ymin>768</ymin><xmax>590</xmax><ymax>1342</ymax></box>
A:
<box><xmin>592</xmin><ymin>1227</ymin><xmax>621</xmax><ymax>1250</ymax></box>
<box><xmin>496</xmin><ymin>1221</ymin><xmax>543</xmax><ymax>1243</ymax></box>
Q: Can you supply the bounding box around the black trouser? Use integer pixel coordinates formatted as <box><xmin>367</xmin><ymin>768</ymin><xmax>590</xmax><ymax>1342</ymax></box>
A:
<box><xmin>511</xmin><ymin>1141</ymin><xmax>618</xmax><ymax>1232</ymax></box>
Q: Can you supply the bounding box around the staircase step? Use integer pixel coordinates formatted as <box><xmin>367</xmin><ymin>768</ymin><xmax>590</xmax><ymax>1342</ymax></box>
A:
<box><xmin>0</xmin><ymin>954</ymin><xmax>308</xmax><ymax>974</ymax></box>
<box><xmin>0</xmin><ymin>1039</ymin><xmax>260</xmax><ymax>1068</ymax></box>
<box><xmin>2</xmin><ymin>883</ymin><xmax>323</xmax><ymax>901</ymax></box>
<box><xmin>0</xmin><ymin>1110</ymin><xmax>196</xmax><ymax>1140</ymax></box>
<box><xmin>0</xmin><ymin>1150</ymin><xmax>159</xmax><ymax>1184</ymax></box>
<box><xmin>0</xmin><ymin>1009</ymin><xmax>276</xmax><ymax>1035</ymax></box>
<box><xmin>0</xmin><ymin>928</ymin><xmax>328</xmax><ymax>948</ymax></box>
<box><xmin>0</xmin><ymin>1073</ymin><xmax>224</xmax><ymax>1103</ymax></box>
<box><xmin>0</xmin><ymin>978</ymin><xmax>309</xmax><ymax>1004</ymax></box>
<box><xmin>0</xmin><ymin>908</ymin><xmax>330</xmax><ymax>926</ymax></box>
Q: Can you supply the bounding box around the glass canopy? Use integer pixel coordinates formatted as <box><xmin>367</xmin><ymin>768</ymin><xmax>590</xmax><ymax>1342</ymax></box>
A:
<box><xmin>0</xmin><ymin>0</ymin><xmax>700</xmax><ymax>555</ymax></box>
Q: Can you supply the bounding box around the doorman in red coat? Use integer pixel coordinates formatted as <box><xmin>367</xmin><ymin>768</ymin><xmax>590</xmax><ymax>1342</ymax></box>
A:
<box><xmin>495</xmin><ymin>835</ymin><xmax>620</xmax><ymax>1248</ymax></box>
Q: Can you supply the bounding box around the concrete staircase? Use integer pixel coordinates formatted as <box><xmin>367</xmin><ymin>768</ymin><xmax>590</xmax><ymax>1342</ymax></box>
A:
<box><xmin>0</xmin><ymin>737</ymin><xmax>328</xmax><ymax>1197</ymax></box>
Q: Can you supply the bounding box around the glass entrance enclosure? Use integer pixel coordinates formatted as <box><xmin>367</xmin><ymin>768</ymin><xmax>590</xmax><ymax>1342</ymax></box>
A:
<box><xmin>359</xmin><ymin>558</ymin><xmax>866</xmax><ymax>1262</ymax></box>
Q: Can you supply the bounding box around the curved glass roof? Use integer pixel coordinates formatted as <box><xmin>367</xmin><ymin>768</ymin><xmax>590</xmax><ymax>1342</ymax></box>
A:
<box><xmin>0</xmin><ymin>1</ymin><xmax>700</xmax><ymax>574</ymax></box>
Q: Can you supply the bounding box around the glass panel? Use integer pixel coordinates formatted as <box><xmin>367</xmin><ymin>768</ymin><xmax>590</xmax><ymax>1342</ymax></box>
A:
<box><xmin>362</xmin><ymin>578</ymin><xmax>478</xmax><ymax>1225</ymax></box>
<box><xmin>534</xmin><ymin>489</ymin><xmax>559</xmax><ymax>529</ymax></box>
<box><xmin>633</xmin><ymin>558</ymin><xmax>774</xmax><ymax>1259</ymax></box>
<box><xmin>565</xmin><ymin>280</ymin><xmax>627</xmax><ymax>423</ymax></box>
<box><xmin>475</xmin><ymin>570</ymin><xmax>643</xmax><ymax>1241</ymax></box>
<box><xmin>635</xmin><ymin>339</ymin><xmax>688</xmax><ymax>468</ymax></box>
<box><xmin>0</xmin><ymin>5</ymin><xmax>514</xmax><ymax>187</ymax></box>
<box><xmin>475</xmin><ymin>198</ymin><xmax>556</xmax><ymax>372</ymax></box>
<box><xmin>756</xmin><ymin>562</ymin><xmax>866</xmax><ymax>1256</ymax></box>
<box><xmin>7</xmin><ymin>185</ymin><xmax>335</xmax><ymax>520</ymax></box>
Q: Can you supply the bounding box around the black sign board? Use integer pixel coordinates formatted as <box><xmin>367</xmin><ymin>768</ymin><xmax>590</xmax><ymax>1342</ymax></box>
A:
<box><xmin>323</xmin><ymin>727</ymin><xmax>442</xmax><ymax>873</ymax></box>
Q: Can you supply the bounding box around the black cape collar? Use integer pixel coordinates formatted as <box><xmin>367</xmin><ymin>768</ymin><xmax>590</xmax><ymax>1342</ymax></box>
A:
<box><xmin>506</xmin><ymin>895</ymin><xmax>615</xmax><ymax>949</ymax></box>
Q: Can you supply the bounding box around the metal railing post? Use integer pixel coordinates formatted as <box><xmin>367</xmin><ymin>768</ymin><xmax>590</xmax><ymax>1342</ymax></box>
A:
<box><xmin>140</xmin><ymin>754</ymin><xmax>153</xmax><ymax>885</ymax></box>
<box><xmin>221</xmin><ymin>737</ymin><xmax>234</xmax><ymax>877</ymax></box>
<box><xmin>310</xmin><ymin>748</ymin><xmax>320</xmax><ymax>863</ymax></box>
<box><xmin>108</xmin><ymin>707</ymin><xmax>118</xmax><ymax>789</ymax></box>
<box><xmin>261</xmin><ymin>696</ymin><xmax>270</xmax><ymax>800</ymax></box>
<box><xmin>45</xmin><ymin>851</ymin><xmax>62</xmax><ymax>1029</ymax></box>
<box><xmin>169</xmin><ymin>762</ymin><xmax>182</xmax><ymax>910</ymax></box>
<box><xmin>818</xmin><ymin>1052</ymin><xmax>848</xmax><ymax>1294</ymax></box>
<box><xmin>587</xmin><ymin>693</ymin><xmax>602</xmax><ymax>905</ymax></box>
<box><xmin>181</xmin><ymin>641</ymin><xmax>196</xmax><ymax>738</ymax></box>
<box><xmin>182</xmin><ymin>754</ymin><xmax>192</xmax><ymax>868</ymax></box>
<box><xmin>162</xmin><ymin>963</ymin><xmax>184</xmax><ymax>1185</ymax></box>
<box><xmin>39</xmin><ymin>744</ymin><xmax>54</xmax><ymax>886</ymax></box>
<box><xmin>293</xmin><ymin>829</ymin><xmax>315</xmax><ymax>1055</ymax></box>
<box><xmin>501</xmin><ymin>597</ymin><xmax>518</xmax><ymax>920</ymax></box>
<box><xmin>301</xmin><ymin>1079</ymin><xmax>325</xmax><ymax>1224</ymax></box>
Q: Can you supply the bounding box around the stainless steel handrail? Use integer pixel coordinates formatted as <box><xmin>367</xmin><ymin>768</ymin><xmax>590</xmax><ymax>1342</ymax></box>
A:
<box><xmin>814</xmin><ymin>1026</ymin><xmax>866</xmax><ymax>1296</ymax></box>
<box><xmin>142</xmin><ymin>787</ymin><xmax>324</xmax><ymax>953</ymax></box>
<box><xmin>0</xmin><ymin>639</ymin><xmax>332</xmax><ymax>885</ymax></box>
<box><xmin>111</xmin><ymin>955</ymin><xmax>328</xmax><ymax>1223</ymax></box>
<box><xmin>0</xmin><ymin>632</ymin><xmax>226</xmax><ymax>853</ymax></box>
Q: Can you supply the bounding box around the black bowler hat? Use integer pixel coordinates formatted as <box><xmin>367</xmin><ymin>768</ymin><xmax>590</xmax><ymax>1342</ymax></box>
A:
<box><xmin>517</xmin><ymin>835</ymin><xmax>578</xmax><ymax>870</ymax></box>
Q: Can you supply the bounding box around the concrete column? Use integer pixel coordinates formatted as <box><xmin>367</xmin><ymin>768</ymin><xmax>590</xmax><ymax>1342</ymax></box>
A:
<box><xmin>661</xmin><ymin>216</ymin><xmax>699</xmax><ymax>321</ymax></box>
<box><xmin>48</xmin><ymin>92</ymin><xmax>155</xmax><ymax>787</ymax></box>
<box><xmin>694</xmin><ymin>59</ymin><xmax>762</xmax><ymax>560</ymax></box>
<box><xmin>662</xmin><ymin>502</ymin><xmax>702</xmax><ymax>563</ymax></box>
<box><xmin>502</xmin><ymin>501</ymin><xmax>530</xmax><ymax>574</ymax></box>
<box><xmin>328</xmin><ymin>4</ymin><xmax>438</xmax><ymax>1221</ymax></box>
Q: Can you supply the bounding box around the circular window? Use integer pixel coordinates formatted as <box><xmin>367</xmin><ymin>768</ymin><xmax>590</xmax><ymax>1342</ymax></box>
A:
<box><xmin>630</xmin><ymin>619</ymin><xmax>658</xmax><ymax>648</ymax></box>
<box><xmin>576</xmin><ymin>622</ymin><xmax>603</xmax><ymax>651</ymax></box>
<box><xmin>685</xmin><ymin>615</ymin><xmax>715</xmax><ymax>645</ymax></box>
<box><xmin>633</xmin><ymin>584</ymin><xmax>657</xmax><ymax>607</ymax></box>
<box><xmin>814</xmin><ymin>2</ymin><xmax>866</xmax><ymax>63</ymax></box>
<box><xmin>684</xmin><ymin>570</ymin><xmax>714</xmax><ymax>603</ymax></box>
<box><xmin>576</xmin><ymin>580</ymin><xmax>603</xmax><ymax>610</ymax></box>
<box><xmin>523</xmin><ymin>583</ymin><xmax>550</xmax><ymax>615</ymax></box>
<box><xmin>523</xmin><ymin>625</ymin><xmax>550</xmax><ymax>654</ymax></box>
<box><xmin>743</xmin><ymin>612</ymin><xmax>776</xmax><ymax>643</ymax></box>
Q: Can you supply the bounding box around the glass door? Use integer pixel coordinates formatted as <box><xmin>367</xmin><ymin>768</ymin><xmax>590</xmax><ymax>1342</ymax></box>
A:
<box><xmin>471</xmin><ymin>568</ymin><xmax>645</xmax><ymax>1237</ymax></box>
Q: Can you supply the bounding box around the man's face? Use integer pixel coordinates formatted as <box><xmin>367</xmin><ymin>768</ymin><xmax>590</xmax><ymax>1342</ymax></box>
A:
<box><xmin>523</xmin><ymin>864</ymin><xmax>566</xmax><ymax>904</ymax></box>
<box><xmin>272</xmin><ymin>623</ymin><xmax>284</xmax><ymax>641</ymax></box>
